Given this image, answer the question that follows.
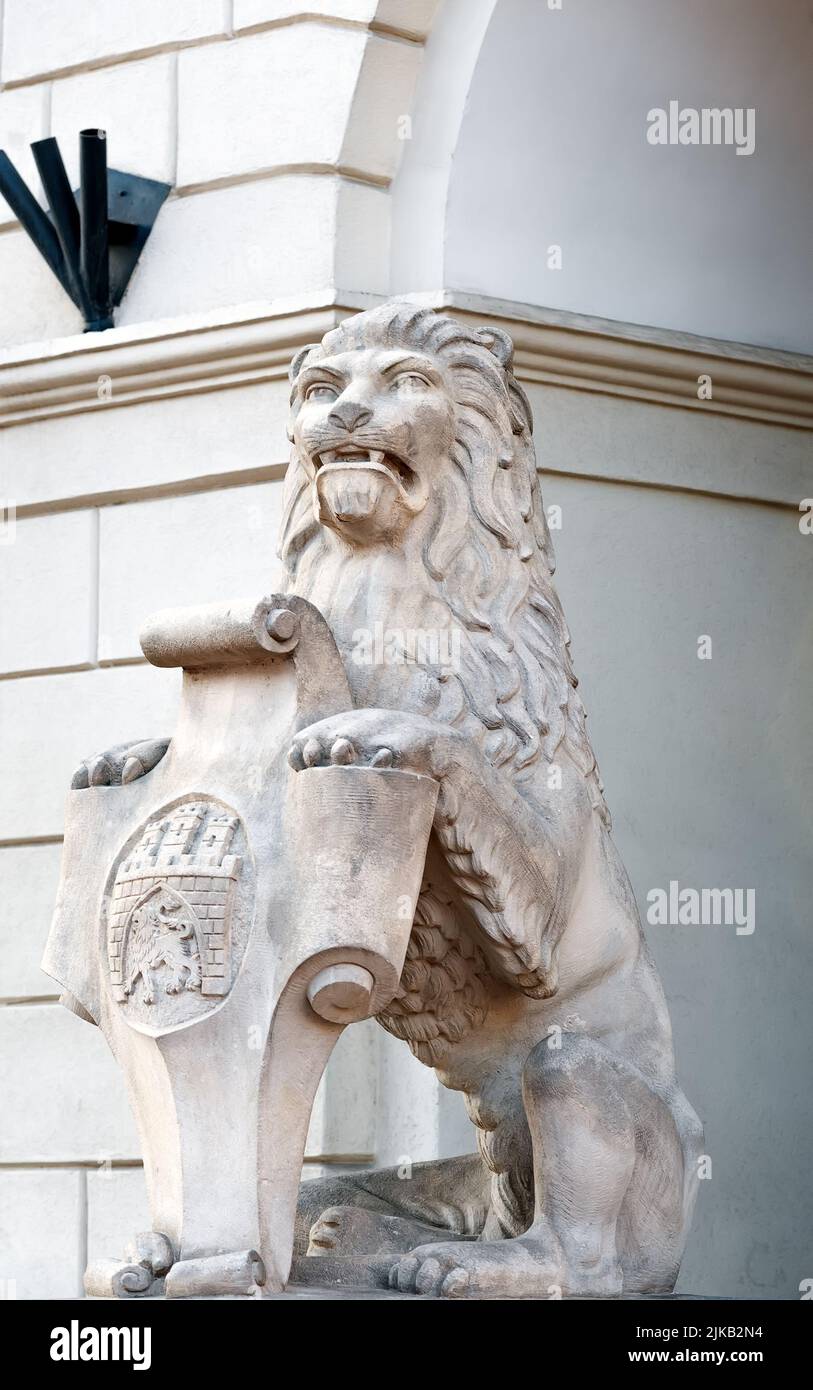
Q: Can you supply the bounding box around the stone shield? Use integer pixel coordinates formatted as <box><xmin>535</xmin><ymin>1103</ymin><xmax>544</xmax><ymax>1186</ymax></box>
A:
<box><xmin>42</xmin><ymin>592</ymin><xmax>439</xmax><ymax>1291</ymax></box>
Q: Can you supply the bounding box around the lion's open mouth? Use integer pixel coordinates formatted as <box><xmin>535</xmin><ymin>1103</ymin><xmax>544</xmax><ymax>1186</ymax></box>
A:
<box><xmin>314</xmin><ymin>446</ymin><xmax>415</xmax><ymax>492</ymax></box>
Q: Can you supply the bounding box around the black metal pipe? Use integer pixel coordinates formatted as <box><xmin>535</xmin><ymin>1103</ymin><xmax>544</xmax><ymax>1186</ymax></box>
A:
<box><xmin>0</xmin><ymin>149</ymin><xmax>72</xmax><ymax>297</ymax></box>
<box><xmin>31</xmin><ymin>136</ymin><xmax>90</xmax><ymax>317</ymax></box>
<box><xmin>79</xmin><ymin>128</ymin><xmax>112</xmax><ymax>330</ymax></box>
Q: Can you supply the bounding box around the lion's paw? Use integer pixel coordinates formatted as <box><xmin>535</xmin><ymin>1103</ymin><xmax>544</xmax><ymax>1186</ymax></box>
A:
<box><xmin>388</xmin><ymin>1237</ymin><xmax>567</xmax><ymax>1300</ymax></box>
<box><xmin>308</xmin><ymin>1205</ymin><xmax>454</xmax><ymax>1259</ymax></box>
<box><xmin>307</xmin><ymin>1206</ymin><xmax>346</xmax><ymax>1254</ymax></box>
<box><xmin>288</xmin><ymin>709</ymin><xmax>461</xmax><ymax>781</ymax></box>
<box><xmin>71</xmin><ymin>737</ymin><xmax>170</xmax><ymax>789</ymax></box>
<box><xmin>308</xmin><ymin>1205</ymin><xmax>400</xmax><ymax>1257</ymax></box>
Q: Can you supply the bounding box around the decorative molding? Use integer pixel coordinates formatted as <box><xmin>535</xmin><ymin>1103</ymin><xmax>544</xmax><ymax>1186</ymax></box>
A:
<box><xmin>0</xmin><ymin>297</ymin><xmax>352</xmax><ymax>427</ymax></box>
<box><xmin>439</xmin><ymin>293</ymin><xmax>813</xmax><ymax>432</ymax></box>
<box><xmin>2</xmin><ymin>290</ymin><xmax>811</xmax><ymax>433</ymax></box>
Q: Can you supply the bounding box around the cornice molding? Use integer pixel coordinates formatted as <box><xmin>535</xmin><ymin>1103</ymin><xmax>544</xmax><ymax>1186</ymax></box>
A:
<box><xmin>1</xmin><ymin>290</ymin><xmax>811</xmax><ymax>431</ymax></box>
<box><xmin>438</xmin><ymin>294</ymin><xmax>813</xmax><ymax>432</ymax></box>
<box><xmin>0</xmin><ymin>298</ymin><xmax>351</xmax><ymax>427</ymax></box>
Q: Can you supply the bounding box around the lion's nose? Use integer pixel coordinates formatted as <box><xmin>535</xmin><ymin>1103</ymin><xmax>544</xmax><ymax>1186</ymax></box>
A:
<box><xmin>327</xmin><ymin>399</ymin><xmax>372</xmax><ymax>432</ymax></box>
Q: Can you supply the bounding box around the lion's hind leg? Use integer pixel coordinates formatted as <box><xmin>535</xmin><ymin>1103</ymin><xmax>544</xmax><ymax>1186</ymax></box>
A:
<box><xmin>525</xmin><ymin>1033</ymin><xmax>698</xmax><ymax>1296</ymax></box>
<box><xmin>390</xmin><ymin>1035</ymin><xmax>696</xmax><ymax>1298</ymax></box>
<box><xmin>307</xmin><ymin>1206</ymin><xmax>474</xmax><ymax>1259</ymax></box>
<box><xmin>296</xmin><ymin>1154</ymin><xmax>489</xmax><ymax>1261</ymax></box>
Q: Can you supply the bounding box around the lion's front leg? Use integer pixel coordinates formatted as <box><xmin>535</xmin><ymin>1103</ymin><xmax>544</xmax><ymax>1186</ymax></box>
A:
<box><xmin>289</xmin><ymin>706</ymin><xmax>584</xmax><ymax>1000</ymax></box>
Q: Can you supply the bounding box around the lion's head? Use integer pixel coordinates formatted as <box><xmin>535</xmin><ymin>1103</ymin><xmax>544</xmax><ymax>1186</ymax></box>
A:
<box><xmin>280</xmin><ymin>302</ymin><xmax>606</xmax><ymax>819</ymax></box>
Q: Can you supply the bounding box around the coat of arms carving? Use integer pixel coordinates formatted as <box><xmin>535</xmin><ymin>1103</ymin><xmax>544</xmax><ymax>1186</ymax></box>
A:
<box><xmin>107</xmin><ymin>800</ymin><xmax>246</xmax><ymax>1030</ymax></box>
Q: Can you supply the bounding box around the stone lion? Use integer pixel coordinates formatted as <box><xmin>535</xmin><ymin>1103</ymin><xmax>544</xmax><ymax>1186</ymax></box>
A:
<box><xmin>282</xmin><ymin>302</ymin><xmax>703</xmax><ymax>1298</ymax></box>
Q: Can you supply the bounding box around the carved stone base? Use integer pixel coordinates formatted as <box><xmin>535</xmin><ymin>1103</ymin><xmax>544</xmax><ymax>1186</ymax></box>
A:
<box><xmin>285</xmin><ymin>1256</ymin><xmax>719</xmax><ymax>1300</ymax></box>
<box><xmin>84</xmin><ymin>1232</ymin><xmax>173</xmax><ymax>1299</ymax></box>
<box><xmin>85</xmin><ymin>1234</ymin><xmax>265</xmax><ymax>1300</ymax></box>
<box><xmin>84</xmin><ymin>1243</ymin><xmax>717</xmax><ymax>1301</ymax></box>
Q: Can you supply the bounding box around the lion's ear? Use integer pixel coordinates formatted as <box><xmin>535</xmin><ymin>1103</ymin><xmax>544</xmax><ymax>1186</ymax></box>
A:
<box><xmin>288</xmin><ymin>343</ymin><xmax>320</xmax><ymax>384</ymax></box>
<box><xmin>475</xmin><ymin>326</ymin><xmax>514</xmax><ymax>370</ymax></box>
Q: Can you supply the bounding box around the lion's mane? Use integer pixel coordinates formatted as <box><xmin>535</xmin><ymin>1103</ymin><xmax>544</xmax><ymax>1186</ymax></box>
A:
<box><xmin>280</xmin><ymin>302</ymin><xmax>606</xmax><ymax>821</ymax></box>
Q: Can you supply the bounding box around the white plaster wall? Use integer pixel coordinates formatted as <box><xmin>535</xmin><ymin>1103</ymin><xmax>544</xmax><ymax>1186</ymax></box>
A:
<box><xmin>433</xmin><ymin>0</ymin><xmax>813</xmax><ymax>352</ymax></box>
<box><xmin>546</xmin><ymin>474</ymin><xmax>813</xmax><ymax>1298</ymax></box>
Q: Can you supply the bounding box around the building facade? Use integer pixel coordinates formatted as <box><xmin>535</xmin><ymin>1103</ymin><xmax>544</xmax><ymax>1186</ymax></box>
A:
<box><xmin>0</xmin><ymin>0</ymin><xmax>811</xmax><ymax>1298</ymax></box>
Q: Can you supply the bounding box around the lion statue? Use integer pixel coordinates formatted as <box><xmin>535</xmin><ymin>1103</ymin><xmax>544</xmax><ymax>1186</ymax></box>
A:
<box><xmin>281</xmin><ymin>302</ymin><xmax>703</xmax><ymax>1299</ymax></box>
<box><xmin>72</xmin><ymin>302</ymin><xmax>702</xmax><ymax>1299</ymax></box>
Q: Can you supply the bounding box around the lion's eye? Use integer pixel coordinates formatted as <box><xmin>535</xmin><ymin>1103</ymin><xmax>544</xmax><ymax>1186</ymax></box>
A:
<box><xmin>391</xmin><ymin>372</ymin><xmax>431</xmax><ymax>393</ymax></box>
<box><xmin>305</xmin><ymin>382</ymin><xmax>339</xmax><ymax>403</ymax></box>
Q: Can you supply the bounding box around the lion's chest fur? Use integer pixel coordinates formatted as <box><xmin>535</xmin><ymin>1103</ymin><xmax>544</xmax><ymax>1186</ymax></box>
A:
<box><xmin>376</xmin><ymin>856</ymin><xmax>493</xmax><ymax>1070</ymax></box>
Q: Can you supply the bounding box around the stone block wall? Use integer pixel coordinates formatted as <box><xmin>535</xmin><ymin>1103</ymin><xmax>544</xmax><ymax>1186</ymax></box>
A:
<box><xmin>0</xmin><ymin>0</ymin><xmax>439</xmax><ymax>345</ymax></box>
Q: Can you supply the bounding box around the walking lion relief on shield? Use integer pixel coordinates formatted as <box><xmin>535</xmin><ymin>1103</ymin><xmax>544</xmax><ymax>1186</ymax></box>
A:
<box><xmin>72</xmin><ymin>302</ymin><xmax>701</xmax><ymax>1298</ymax></box>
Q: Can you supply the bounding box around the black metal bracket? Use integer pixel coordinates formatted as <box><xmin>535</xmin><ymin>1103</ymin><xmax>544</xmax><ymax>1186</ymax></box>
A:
<box><xmin>0</xmin><ymin>129</ymin><xmax>171</xmax><ymax>332</ymax></box>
